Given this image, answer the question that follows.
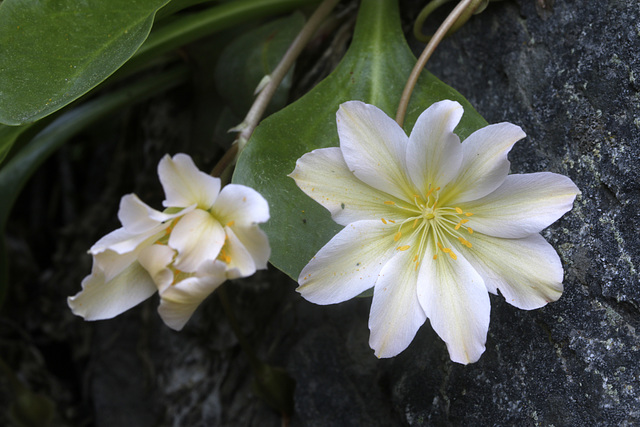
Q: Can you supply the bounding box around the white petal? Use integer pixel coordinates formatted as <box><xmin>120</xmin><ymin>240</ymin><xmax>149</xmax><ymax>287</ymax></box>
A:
<box><xmin>157</xmin><ymin>261</ymin><xmax>227</xmax><ymax>330</ymax></box>
<box><xmin>92</xmin><ymin>249</ymin><xmax>139</xmax><ymax>283</ymax></box>
<box><xmin>227</xmin><ymin>225</ymin><xmax>270</xmax><ymax>274</ymax></box>
<box><xmin>417</xmin><ymin>239</ymin><xmax>489</xmax><ymax>364</ymax></box>
<box><xmin>138</xmin><ymin>244</ymin><xmax>176</xmax><ymax>293</ymax></box>
<box><xmin>442</xmin><ymin>122</ymin><xmax>526</xmax><ymax>204</ymax></box>
<box><xmin>297</xmin><ymin>220</ymin><xmax>398</xmax><ymax>305</ymax></box>
<box><xmin>368</xmin><ymin>251</ymin><xmax>427</xmax><ymax>358</ymax></box>
<box><xmin>211</xmin><ymin>184</ymin><xmax>269</xmax><ymax>227</ymax></box>
<box><xmin>463</xmin><ymin>233</ymin><xmax>564</xmax><ymax>309</ymax></box>
<box><xmin>158</xmin><ymin>153</ymin><xmax>221</xmax><ymax>209</ymax></box>
<box><xmin>90</xmin><ymin>225</ymin><xmax>166</xmax><ymax>255</ymax></box>
<box><xmin>168</xmin><ymin>209</ymin><xmax>225</xmax><ymax>272</ymax></box>
<box><xmin>337</xmin><ymin>101</ymin><xmax>415</xmax><ymax>201</ymax></box>
<box><xmin>406</xmin><ymin>100</ymin><xmax>463</xmax><ymax>192</ymax></box>
<box><xmin>289</xmin><ymin>147</ymin><xmax>400</xmax><ymax>226</ymax></box>
<box><xmin>68</xmin><ymin>260</ymin><xmax>157</xmax><ymax>321</ymax></box>
<box><xmin>118</xmin><ymin>193</ymin><xmax>193</xmax><ymax>234</ymax></box>
<box><xmin>222</xmin><ymin>226</ymin><xmax>256</xmax><ymax>279</ymax></box>
<box><xmin>461</xmin><ymin>172</ymin><xmax>580</xmax><ymax>238</ymax></box>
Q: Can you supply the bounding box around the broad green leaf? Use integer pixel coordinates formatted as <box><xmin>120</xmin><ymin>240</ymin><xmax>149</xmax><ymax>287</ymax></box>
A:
<box><xmin>0</xmin><ymin>0</ymin><xmax>172</xmax><ymax>125</ymax></box>
<box><xmin>0</xmin><ymin>123</ymin><xmax>32</xmax><ymax>165</ymax></box>
<box><xmin>233</xmin><ymin>0</ymin><xmax>487</xmax><ymax>280</ymax></box>
<box><xmin>214</xmin><ymin>12</ymin><xmax>305</xmax><ymax>117</ymax></box>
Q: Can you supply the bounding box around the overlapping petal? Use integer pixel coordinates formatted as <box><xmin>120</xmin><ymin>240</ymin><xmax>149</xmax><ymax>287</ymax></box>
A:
<box><xmin>223</xmin><ymin>226</ymin><xmax>257</xmax><ymax>279</ymax></box>
<box><xmin>157</xmin><ymin>261</ymin><xmax>227</xmax><ymax>330</ymax></box>
<box><xmin>212</xmin><ymin>183</ymin><xmax>270</xmax><ymax>227</ymax></box>
<box><xmin>119</xmin><ymin>193</ymin><xmax>192</xmax><ymax>234</ymax></box>
<box><xmin>406</xmin><ymin>100</ymin><xmax>463</xmax><ymax>193</ymax></box>
<box><xmin>369</xmin><ymin>251</ymin><xmax>427</xmax><ymax>358</ymax></box>
<box><xmin>417</xmin><ymin>239</ymin><xmax>489</xmax><ymax>364</ymax></box>
<box><xmin>138</xmin><ymin>244</ymin><xmax>176</xmax><ymax>293</ymax></box>
<box><xmin>158</xmin><ymin>153</ymin><xmax>220</xmax><ymax>209</ymax></box>
<box><xmin>460</xmin><ymin>172</ymin><xmax>580</xmax><ymax>238</ymax></box>
<box><xmin>337</xmin><ymin>101</ymin><xmax>416</xmax><ymax>201</ymax></box>
<box><xmin>68</xmin><ymin>261</ymin><xmax>157</xmax><ymax>321</ymax></box>
<box><xmin>289</xmin><ymin>147</ymin><xmax>400</xmax><ymax>226</ymax></box>
<box><xmin>169</xmin><ymin>209</ymin><xmax>226</xmax><ymax>272</ymax></box>
<box><xmin>297</xmin><ymin>220</ymin><xmax>398</xmax><ymax>305</ymax></box>
<box><xmin>463</xmin><ymin>233</ymin><xmax>564</xmax><ymax>309</ymax></box>
<box><xmin>230</xmin><ymin>225</ymin><xmax>270</xmax><ymax>272</ymax></box>
<box><xmin>442</xmin><ymin>122</ymin><xmax>526</xmax><ymax>205</ymax></box>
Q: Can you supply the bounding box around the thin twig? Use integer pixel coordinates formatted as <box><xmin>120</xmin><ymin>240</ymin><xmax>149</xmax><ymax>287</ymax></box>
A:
<box><xmin>395</xmin><ymin>0</ymin><xmax>483</xmax><ymax>127</ymax></box>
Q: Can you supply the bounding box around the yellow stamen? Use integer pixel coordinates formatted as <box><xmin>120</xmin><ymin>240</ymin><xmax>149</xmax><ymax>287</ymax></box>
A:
<box><xmin>455</xmin><ymin>207</ymin><xmax>463</xmax><ymax>214</ymax></box>
<box><xmin>433</xmin><ymin>254</ymin><xmax>438</xmax><ymax>260</ymax></box>
<box><xmin>226</xmin><ymin>220</ymin><xmax>235</xmax><ymax>227</ymax></box>
<box><xmin>413</xmin><ymin>254</ymin><xmax>419</xmax><ymax>262</ymax></box>
<box><xmin>394</xmin><ymin>231</ymin><xmax>402</xmax><ymax>241</ymax></box>
<box><xmin>381</xmin><ymin>218</ymin><xmax>387</xmax><ymax>224</ymax></box>
<box><xmin>388</xmin><ymin>219</ymin><xmax>396</xmax><ymax>223</ymax></box>
<box><xmin>396</xmin><ymin>245</ymin><xmax>410</xmax><ymax>251</ymax></box>
<box><xmin>454</xmin><ymin>219</ymin><xmax>469</xmax><ymax>230</ymax></box>
<box><xmin>465</xmin><ymin>212</ymin><xmax>474</xmax><ymax>217</ymax></box>
<box><xmin>384</xmin><ymin>201</ymin><xmax>395</xmax><ymax>205</ymax></box>
<box><xmin>467</xmin><ymin>227</ymin><xmax>474</xmax><ymax>234</ymax></box>
<box><xmin>448</xmin><ymin>252</ymin><xmax>457</xmax><ymax>260</ymax></box>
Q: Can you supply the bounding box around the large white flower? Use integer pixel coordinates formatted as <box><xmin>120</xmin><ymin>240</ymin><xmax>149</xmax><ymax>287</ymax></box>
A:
<box><xmin>68</xmin><ymin>153</ymin><xmax>270</xmax><ymax>330</ymax></box>
<box><xmin>290</xmin><ymin>100</ymin><xmax>579</xmax><ymax>364</ymax></box>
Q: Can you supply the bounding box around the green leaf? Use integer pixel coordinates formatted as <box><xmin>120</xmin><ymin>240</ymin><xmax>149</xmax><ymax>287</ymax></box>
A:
<box><xmin>214</xmin><ymin>12</ymin><xmax>305</xmax><ymax>117</ymax></box>
<box><xmin>0</xmin><ymin>0</ymin><xmax>172</xmax><ymax>125</ymax></box>
<box><xmin>233</xmin><ymin>0</ymin><xmax>487</xmax><ymax>280</ymax></box>
<box><xmin>0</xmin><ymin>66</ymin><xmax>189</xmax><ymax>230</ymax></box>
<box><xmin>0</xmin><ymin>124</ymin><xmax>33</xmax><ymax>165</ymax></box>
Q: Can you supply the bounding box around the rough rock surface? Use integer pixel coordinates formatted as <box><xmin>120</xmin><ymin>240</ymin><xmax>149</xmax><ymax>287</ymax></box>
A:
<box><xmin>1</xmin><ymin>0</ymin><xmax>638</xmax><ymax>426</ymax></box>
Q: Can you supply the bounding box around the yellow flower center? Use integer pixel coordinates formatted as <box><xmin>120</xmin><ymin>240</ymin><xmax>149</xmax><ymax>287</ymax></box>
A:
<box><xmin>381</xmin><ymin>186</ymin><xmax>474</xmax><ymax>269</ymax></box>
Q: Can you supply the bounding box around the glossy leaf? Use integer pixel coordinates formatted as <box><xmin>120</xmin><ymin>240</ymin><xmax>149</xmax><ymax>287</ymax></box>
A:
<box><xmin>0</xmin><ymin>0</ymin><xmax>172</xmax><ymax>125</ymax></box>
<box><xmin>214</xmin><ymin>12</ymin><xmax>305</xmax><ymax>117</ymax></box>
<box><xmin>233</xmin><ymin>0</ymin><xmax>487</xmax><ymax>280</ymax></box>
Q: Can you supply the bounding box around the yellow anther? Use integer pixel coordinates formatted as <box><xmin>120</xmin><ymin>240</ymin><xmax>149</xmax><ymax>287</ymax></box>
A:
<box><xmin>454</xmin><ymin>219</ymin><xmax>470</xmax><ymax>230</ymax></box>
<box><xmin>413</xmin><ymin>218</ymin><xmax>419</xmax><ymax>228</ymax></box>
<box><xmin>455</xmin><ymin>207</ymin><xmax>463</xmax><ymax>214</ymax></box>
<box><xmin>458</xmin><ymin>237</ymin><xmax>472</xmax><ymax>248</ymax></box>
<box><xmin>384</xmin><ymin>201</ymin><xmax>395</xmax><ymax>205</ymax></box>
<box><xmin>394</xmin><ymin>231</ymin><xmax>402</xmax><ymax>242</ymax></box>
<box><xmin>413</xmin><ymin>254</ymin><xmax>419</xmax><ymax>262</ymax></box>
<box><xmin>467</xmin><ymin>227</ymin><xmax>474</xmax><ymax>234</ymax></box>
<box><xmin>433</xmin><ymin>254</ymin><xmax>438</xmax><ymax>260</ymax></box>
<box><xmin>426</xmin><ymin>188</ymin><xmax>434</xmax><ymax>197</ymax></box>
<box><xmin>437</xmin><ymin>242</ymin><xmax>444</xmax><ymax>250</ymax></box>
<box><xmin>465</xmin><ymin>212</ymin><xmax>474</xmax><ymax>217</ymax></box>
<box><xmin>381</xmin><ymin>218</ymin><xmax>387</xmax><ymax>224</ymax></box>
<box><xmin>396</xmin><ymin>245</ymin><xmax>410</xmax><ymax>251</ymax></box>
<box><xmin>435</xmin><ymin>187</ymin><xmax>440</xmax><ymax>191</ymax></box>
<box><xmin>415</xmin><ymin>261</ymin><xmax>420</xmax><ymax>270</ymax></box>
<box><xmin>388</xmin><ymin>219</ymin><xmax>396</xmax><ymax>223</ymax></box>
<box><xmin>226</xmin><ymin>220</ymin><xmax>235</xmax><ymax>227</ymax></box>
<box><xmin>448</xmin><ymin>251</ymin><xmax>457</xmax><ymax>260</ymax></box>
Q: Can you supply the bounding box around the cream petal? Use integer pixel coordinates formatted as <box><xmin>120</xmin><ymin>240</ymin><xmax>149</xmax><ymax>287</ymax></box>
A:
<box><xmin>222</xmin><ymin>226</ymin><xmax>256</xmax><ymax>279</ymax></box>
<box><xmin>417</xmin><ymin>239</ymin><xmax>489</xmax><ymax>364</ymax></box>
<box><xmin>211</xmin><ymin>184</ymin><xmax>269</xmax><ymax>227</ymax></box>
<box><xmin>118</xmin><ymin>193</ymin><xmax>193</xmax><ymax>234</ymax></box>
<box><xmin>337</xmin><ymin>101</ymin><xmax>415</xmax><ymax>201</ymax></box>
<box><xmin>406</xmin><ymin>100</ymin><xmax>463</xmax><ymax>193</ymax></box>
<box><xmin>297</xmin><ymin>220</ymin><xmax>398</xmax><ymax>305</ymax></box>
<box><xmin>463</xmin><ymin>233</ymin><xmax>564</xmax><ymax>309</ymax></box>
<box><xmin>227</xmin><ymin>225</ymin><xmax>270</xmax><ymax>273</ymax></box>
<box><xmin>460</xmin><ymin>172</ymin><xmax>580</xmax><ymax>238</ymax></box>
<box><xmin>168</xmin><ymin>209</ymin><xmax>225</xmax><ymax>272</ymax></box>
<box><xmin>289</xmin><ymin>147</ymin><xmax>401</xmax><ymax>226</ymax></box>
<box><xmin>442</xmin><ymin>122</ymin><xmax>526</xmax><ymax>205</ymax></box>
<box><xmin>158</xmin><ymin>153</ymin><xmax>221</xmax><ymax>209</ymax></box>
<box><xmin>90</xmin><ymin>226</ymin><xmax>165</xmax><ymax>256</ymax></box>
<box><xmin>368</xmin><ymin>251</ymin><xmax>427</xmax><ymax>358</ymax></box>
<box><xmin>67</xmin><ymin>260</ymin><xmax>157</xmax><ymax>321</ymax></box>
<box><xmin>157</xmin><ymin>261</ymin><xmax>227</xmax><ymax>330</ymax></box>
<box><xmin>92</xmin><ymin>249</ymin><xmax>139</xmax><ymax>283</ymax></box>
<box><xmin>138</xmin><ymin>244</ymin><xmax>176</xmax><ymax>293</ymax></box>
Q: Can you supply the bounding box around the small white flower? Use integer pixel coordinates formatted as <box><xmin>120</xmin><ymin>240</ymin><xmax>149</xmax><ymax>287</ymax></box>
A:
<box><xmin>290</xmin><ymin>100</ymin><xmax>579</xmax><ymax>364</ymax></box>
<box><xmin>68</xmin><ymin>153</ymin><xmax>270</xmax><ymax>330</ymax></box>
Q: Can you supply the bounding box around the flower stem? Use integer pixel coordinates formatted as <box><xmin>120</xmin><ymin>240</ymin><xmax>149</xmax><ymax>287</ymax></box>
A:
<box><xmin>395</xmin><ymin>0</ymin><xmax>483</xmax><ymax>127</ymax></box>
<box><xmin>212</xmin><ymin>0</ymin><xmax>340</xmax><ymax>179</ymax></box>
